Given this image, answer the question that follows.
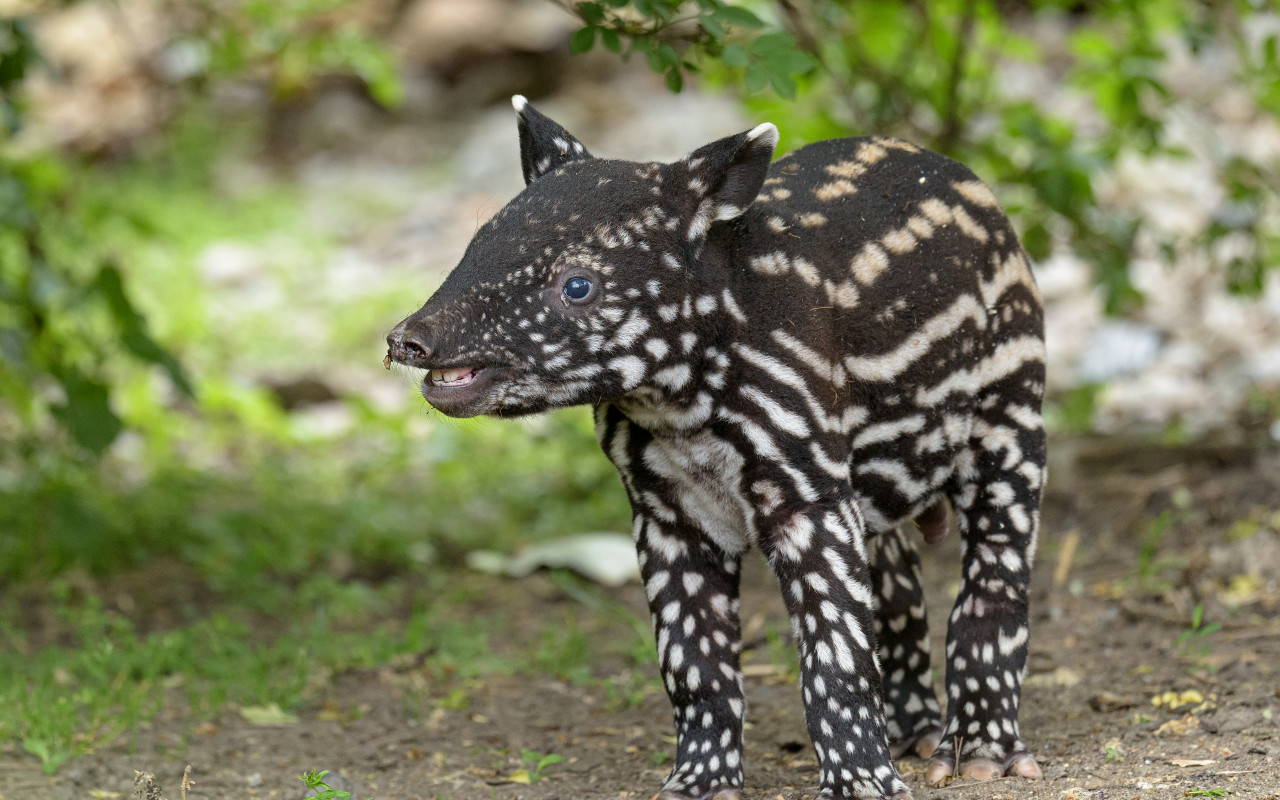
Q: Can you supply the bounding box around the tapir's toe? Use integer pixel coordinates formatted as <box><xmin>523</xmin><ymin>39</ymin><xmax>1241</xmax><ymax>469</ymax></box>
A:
<box><xmin>651</xmin><ymin>789</ymin><xmax>741</xmax><ymax>800</ymax></box>
<box><xmin>924</xmin><ymin>750</ymin><xmax>1042</xmax><ymax>786</ymax></box>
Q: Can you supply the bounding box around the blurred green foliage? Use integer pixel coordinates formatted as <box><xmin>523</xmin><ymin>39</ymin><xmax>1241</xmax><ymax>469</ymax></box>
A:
<box><xmin>562</xmin><ymin>0</ymin><xmax>1280</xmax><ymax>313</ymax></box>
<box><xmin>1</xmin><ymin>0</ymin><xmax>402</xmax><ymax>459</ymax></box>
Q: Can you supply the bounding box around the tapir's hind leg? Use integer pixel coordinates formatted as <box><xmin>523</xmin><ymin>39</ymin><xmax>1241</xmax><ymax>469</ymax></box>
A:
<box><xmin>868</xmin><ymin>524</ymin><xmax>943</xmax><ymax>760</ymax></box>
<box><xmin>926</xmin><ymin>367</ymin><xmax>1046</xmax><ymax>785</ymax></box>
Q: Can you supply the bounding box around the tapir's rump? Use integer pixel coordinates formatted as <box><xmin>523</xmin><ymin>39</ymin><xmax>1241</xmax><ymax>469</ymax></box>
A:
<box><xmin>387</xmin><ymin>96</ymin><xmax>1046</xmax><ymax>799</ymax></box>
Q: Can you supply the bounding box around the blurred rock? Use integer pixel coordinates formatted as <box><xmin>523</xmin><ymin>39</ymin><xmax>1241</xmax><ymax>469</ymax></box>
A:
<box><xmin>391</xmin><ymin>0</ymin><xmax>574</xmax><ymax>64</ymax></box>
<box><xmin>26</xmin><ymin>0</ymin><xmax>171</xmax><ymax>151</ymax></box>
<box><xmin>1077</xmin><ymin>321</ymin><xmax>1161</xmax><ymax>383</ymax></box>
<box><xmin>263</xmin><ymin>376</ymin><xmax>341</xmax><ymax>410</ymax></box>
<box><xmin>1209</xmin><ymin>529</ymin><xmax>1280</xmax><ymax>583</ymax></box>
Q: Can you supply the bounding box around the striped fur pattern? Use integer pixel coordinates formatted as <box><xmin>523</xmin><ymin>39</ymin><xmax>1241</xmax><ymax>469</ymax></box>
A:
<box><xmin>387</xmin><ymin>97</ymin><xmax>1047</xmax><ymax>800</ymax></box>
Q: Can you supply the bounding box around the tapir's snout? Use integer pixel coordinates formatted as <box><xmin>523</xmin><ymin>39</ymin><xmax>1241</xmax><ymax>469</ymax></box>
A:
<box><xmin>385</xmin><ymin>323</ymin><xmax>432</xmax><ymax>369</ymax></box>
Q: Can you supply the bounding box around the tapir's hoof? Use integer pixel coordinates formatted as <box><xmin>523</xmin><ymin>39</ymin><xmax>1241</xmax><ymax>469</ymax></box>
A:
<box><xmin>924</xmin><ymin>750</ymin><xmax>1042</xmax><ymax>786</ymax></box>
<box><xmin>889</xmin><ymin>727</ymin><xmax>942</xmax><ymax>760</ymax></box>
<box><xmin>651</xmin><ymin>789</ymin><xmax>741</xmax><ymax>800</ymax></box>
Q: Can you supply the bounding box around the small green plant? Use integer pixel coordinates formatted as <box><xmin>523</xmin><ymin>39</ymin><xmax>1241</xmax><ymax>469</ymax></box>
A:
<box><xmin>1133</xmin><ymin>510</ymin><xmax>1188</xmax><ymax>591</ymax></box>
<box><xmin>1185</xmin><ymin>789</ymin><xmax>1232</xmax><ymax>798</ymax></box>
<box><xmin>519</xmin><ymin>748</ymin><xmax>565</xmax><ymax>783</ymax></box>
<box><xmin>297</xmin><ymin>769</ymin><xmax>373</xmax><ymax>800</ymax></box>
<box><xmin>1103</xmin><ymin>741</ymin><xmax>1123</xmax><ymax>762</ymax></box>
<box><xmin>1175</xmin><ymin>603</ymin><xmax>1222</xmax><ymax>672</ymax></box>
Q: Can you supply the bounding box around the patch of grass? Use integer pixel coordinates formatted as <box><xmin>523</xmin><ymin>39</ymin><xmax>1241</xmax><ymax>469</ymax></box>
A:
<box><xmin>547</xmin><ymin>570</ymin><xmax>654</xmax><ymax>665</ymax></box>
<box><xmin>528</xmin><ymin>617</ymin><xmax>594</xmax><ymax>685</ymax></box>
<box><xmin>517</xmin><ymin>748</ymin><xmax>565</xmax><ymax>783</ymax></box>
<box><xmin>1103</xmin><ymin>739</ymin><xmax>1124</xmax><ymax>762</ymax></box>
<box><xmin>299</xmin><ymin>769</ymin><xmax>373</xmax><ymax>800</ymax></box>
<box><xmin>1133</xmin><ymin>509</ymin><xmax>1185</xmax><ymax>592</ymax></box>
<box><xmin>1175</xmin><ymin>603</ymin><xmax>1222</xmax><ymax>673</ymax></box>
<box><xmin>0</xmin><ymin>583</ymin><xmax>505</xmax><ymax>774</ymax></box>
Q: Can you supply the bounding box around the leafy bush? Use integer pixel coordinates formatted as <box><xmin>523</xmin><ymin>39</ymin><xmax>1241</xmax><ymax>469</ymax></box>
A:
<box><xmin>1</xmin><ymin>0</ymin><xmax>402</xmax><ymax>460</ymax></box>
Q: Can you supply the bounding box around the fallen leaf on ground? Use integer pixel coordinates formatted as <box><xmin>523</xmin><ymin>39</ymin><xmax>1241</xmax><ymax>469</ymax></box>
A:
<box><xmin>1155</xmin><ymin>714</ymin><xmax>1201</xmax><ymax>736</ymax></box>
<box><xmin>1152</xmin><ymin>689</ymin><xmax>1206</xmax><ymax>709</ymax></box>
<box><xmin>239</xmin><ymin>703</ymin><xmax>299</xmax><ymax>725</ymax></box>
<box><xmin>1168</xmin><ymin>758</ymin><xmax>1216</xmax><ymax>767</ymax></box>
<box><xmin>505</xmin><ymin>768</ymin><xmax>532</xmax><ymax>784</ymax></box>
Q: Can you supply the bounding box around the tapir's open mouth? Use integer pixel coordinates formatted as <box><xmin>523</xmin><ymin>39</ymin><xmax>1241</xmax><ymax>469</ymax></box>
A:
<box><xmin>416</xmin><ymin>364</ymin><xmax>511</xmax><ymax>418</ymax></box>
<box><xmin>428</xmin><ymin>367</ymin><xmax>479</xmax><ymax>387</ymax></box>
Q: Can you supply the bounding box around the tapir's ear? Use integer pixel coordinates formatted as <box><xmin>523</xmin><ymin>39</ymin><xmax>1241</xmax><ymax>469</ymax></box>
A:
<box><xmin>512</xmin><ymin>95</ymin><xmax>594</xmax><ymax>186</ymax></box>
<box><xmin>678</xmin><ymin>122</ymin><xmax>779</xmax><ymax>240</ymax></box>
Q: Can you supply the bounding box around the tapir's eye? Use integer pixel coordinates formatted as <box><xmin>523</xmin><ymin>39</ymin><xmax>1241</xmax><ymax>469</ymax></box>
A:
<box><xmin>563</xmin><ymin>276</ymin><xmax>593</xmax><ymax>302</ymax></box>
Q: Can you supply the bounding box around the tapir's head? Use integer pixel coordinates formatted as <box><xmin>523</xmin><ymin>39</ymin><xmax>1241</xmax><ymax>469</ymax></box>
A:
<box><xmin>387</xmin><ymin>97</ymin><xmax>778</xmax><ymax>418</ymax></box>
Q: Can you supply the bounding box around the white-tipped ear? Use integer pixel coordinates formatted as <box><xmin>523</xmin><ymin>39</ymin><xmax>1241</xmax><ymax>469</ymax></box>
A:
<box><xmin>747</xmin><ymin>122</ymin><xmax>779</xmax><ymax>149</ymax></box>
<box><xmin>679</xmin><ymin>122</ymin><xmax>779</xmax><ymax>238</ymax></box>
<box><xmin>512</xmin><ymin>97</ymin><xmax>594</xmax><ymax>186</ymax></box>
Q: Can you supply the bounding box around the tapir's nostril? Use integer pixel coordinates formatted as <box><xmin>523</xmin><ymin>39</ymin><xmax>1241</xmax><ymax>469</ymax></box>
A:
<box><xmin>386</xmin><ymin>328</ymin><xmax>432</xmax><ymax>367</ymax></box>
<box><xmin>404</xmin><ymin>339</ymin><xmax>428</xmax><ymax>359</ymax></box>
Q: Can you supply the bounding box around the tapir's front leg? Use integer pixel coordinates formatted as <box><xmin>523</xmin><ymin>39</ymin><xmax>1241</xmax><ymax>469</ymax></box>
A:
<box><xmin>760</xmin><ymin>499</ymin><xmax>912</xmax><ymax>800</ymax></box>
<box><xmin>633</xmin><ymin>512</ymin><xmax>746</xmax><ymax>800</ymax></box>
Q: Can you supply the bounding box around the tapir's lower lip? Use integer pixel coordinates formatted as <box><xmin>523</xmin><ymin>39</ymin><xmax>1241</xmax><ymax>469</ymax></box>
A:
<box><xmin>418</xmin><ymin>365</ymin><xmax>508</xmax><ymax>418</ymax></box>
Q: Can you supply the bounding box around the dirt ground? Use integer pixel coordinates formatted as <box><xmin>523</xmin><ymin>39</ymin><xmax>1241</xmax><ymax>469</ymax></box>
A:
<box><xmin>4</xmin><ymin>439</ymin><xmax>1278</xmax><ymax>800</ymax></box>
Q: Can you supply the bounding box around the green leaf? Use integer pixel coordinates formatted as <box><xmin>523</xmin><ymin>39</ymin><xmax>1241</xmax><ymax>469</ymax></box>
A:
<box><xmin>51</xmin><ymin>376</ymin><xmax>123</xmax><ymax>455</ymax></box>
<box><xmin>92</xmin><ymin>265</ymin><xmax>195</xmax><ymax>397</ymax></box>
<box><xmin>749</xmin><ymin>32</ymin><xmax>814</xmax><ymax>73</ymax></box>
<box><xmin>576</xmin><ymin>1</ymin><xmax>606</xmax><ymax>25</ymax></box>
<box><xmin>22</xmin><ymin>739</ymin><xmax>73</xmax><ymax>775</ymax></box>
<box><xmin>569</xmin><ymin>26</ymin><xmax>596</xmax><ymax>55</ymax></box>
<box><xmin>713</xmin><ymin>5</ymin><xmax>765</xmax><ymax>29</ymax></box>
<box><xmin>600</xmin><ymin>27</ymin><xmax>621</xmax><ymax>53</ymax></box>
<box><xmin>655</xmin><ymin>42</ymin><xmax>680</xmax><ymax>70</ymax></box>
<box><xmin>537</xmin><ymin>753</ymin><xmax>566</xmax><ymax>771</ymax></box>
<box><xmin>646</xmin><ymin>42</ymin><xmax>680</xmax><ymax>73</ymax></box>
<box><xmin>768</xmin><ymin>67</ymin><xmax>797</xmax><ymax>99</ymax></box>
<box><xmin>665</xmin><ymin>68</ymin><xmax>683</xmax><ymax>92</ymax></box>
<box><xmin>744</xmin><ymin>60</ymin><xmax>769</xmax><ymax>93</ymax></box>
<box><xmin>700</xmin><ymin>13</ymin><xmax>725</xmax><ymax>40</ymax></box>
<box><xmin>721</xmin><ymin>42</ymin><xmax>748</xmax><ymax>67</ymax></box>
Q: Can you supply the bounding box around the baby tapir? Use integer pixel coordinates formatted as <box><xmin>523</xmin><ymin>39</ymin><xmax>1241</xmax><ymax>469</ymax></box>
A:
<box><xmin>387</xmin><ymin>96</ymin><xmax>1046</xmax><ymax>800</ymax></box>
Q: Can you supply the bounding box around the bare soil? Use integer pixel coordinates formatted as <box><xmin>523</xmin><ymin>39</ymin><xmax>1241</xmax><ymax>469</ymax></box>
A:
<box><xmin>4</xmin><ymin>440</ymin><xmax>1278</xmax><ymax>800</ymax></box>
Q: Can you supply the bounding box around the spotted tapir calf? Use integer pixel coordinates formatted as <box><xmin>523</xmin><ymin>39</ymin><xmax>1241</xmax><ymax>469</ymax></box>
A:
<box><xmin>387</xmin><ymin>97</ymin><xmax>1046</xmax><ymax>800</ymax></box>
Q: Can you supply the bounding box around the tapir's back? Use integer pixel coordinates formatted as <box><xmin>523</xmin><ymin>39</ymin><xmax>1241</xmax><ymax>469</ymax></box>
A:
<box><xmin>713</xmin><ymin>136</ymin><xmax>1045</xmax><ymax>531</ymax></box>
<box><xmin>729</xmin><ymin>136</ymin><xmax>1043</xmax><ymax>393</ymax></box>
